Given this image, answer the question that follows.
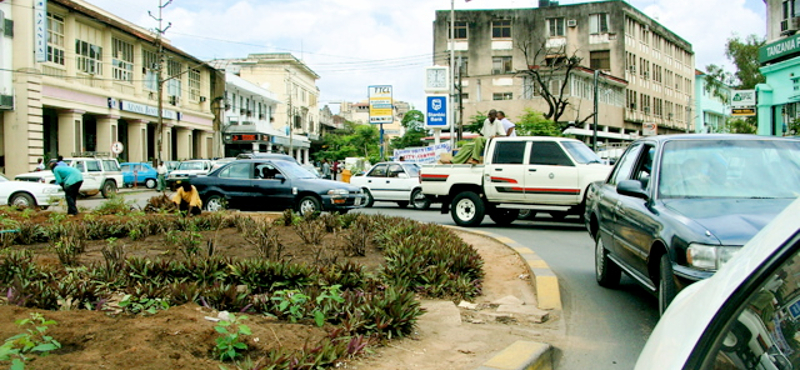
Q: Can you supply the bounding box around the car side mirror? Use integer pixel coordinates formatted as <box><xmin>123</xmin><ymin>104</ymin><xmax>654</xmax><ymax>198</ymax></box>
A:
<box><xmin>274</xmin><ymin>174</ymin><xmax>286</xmax><ymax>183</ymax></box>
<box><xmin>617</xmin><ymin>179</ymin><xmax>649</xmax><ymax>200</ymax></box>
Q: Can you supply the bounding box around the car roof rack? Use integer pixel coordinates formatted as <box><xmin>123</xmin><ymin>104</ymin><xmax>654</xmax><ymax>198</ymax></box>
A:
<box><xmin>70</xmin><ymin>151</ymin><xmax>113</xmax><ymax>158</ymax></box>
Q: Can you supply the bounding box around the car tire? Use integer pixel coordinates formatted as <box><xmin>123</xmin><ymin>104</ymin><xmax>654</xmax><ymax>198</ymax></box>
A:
<box><xmin>396</xmin><ymin>201</ymin><xmax>408</xmax><ymax>208</ymax></box>
<box><xmin>298</xmin><ymin>196</ymin><xmax>321</xmax><ymax>217</ymax></box>
<box><xmin>145</xmin><ymin>178</ymin><xmax>157</xmax><ymax>189</ymax></box>
<box><xmin>451</xmin><ymin>191</ymin><xmax>485</xmax><ymax>227</ymax></box>
<box><xmin>205</xmin><ymin>194</ymin><xmax>227</xmax><ymax>212</ymax></box>
<box><xmin>364</xmin><ymin>189</ymin><xmax>374</xmax><ymax>208</ymax></box>
<box><xmin>9</xmin><ymin>193</ymin><xmax>36</xmax><ymax>209</ymax></box>
<box><xmin>101</xmin><ymin>181</ymin><xmax>117</xmax><ymax>198</ymax></box>
<box><xmin>658</xmin><ymin>254</ymin><xmax>677</xmax><ymax>316</ymax></box>
<box><xmin>411</xmin><ymin>188</ymin><xmax>431</xmax><ymax>210</ymax></box>
<box><xmin>595</xmin><ymin>234</ymin><xmax>621</xmax><ymax>288</ymax></box>
<box><xmin>518</xmin><ymin>209</ymin><xmax>537</xmax><ymax>220</ymax></box>
<box><xmin>489</xmin><ymin>208</ymin><xmax>518</xmax><ymax>225</ymax></box>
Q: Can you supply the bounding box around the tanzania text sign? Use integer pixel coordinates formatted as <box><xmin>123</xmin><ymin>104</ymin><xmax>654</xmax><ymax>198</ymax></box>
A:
<box><xmin>369</xmin><ymin>85</ymin><xmax>393</xmax><ymax>124</ymax></box>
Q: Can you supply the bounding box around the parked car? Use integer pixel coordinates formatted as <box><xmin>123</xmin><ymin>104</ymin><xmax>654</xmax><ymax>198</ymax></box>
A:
<box><xmin>165</xmin><ymin>160</ymin><xmax>180</xmax><ymax>173</ymax></box>
<box><xmin>191</xmin><ymin>159</ymin><xmax>366</xmax><ymax>216</ymax></box>
<box><xmin>350</xmin><ymin>161</ymin><xmax>430</xmax><ymax>209</ymax></box>
<box><xmin>0</xmin><ymin>173</ymin><xmax>64</xmax><ymax>209</ymax></box>
<box><xmin>584</xmin><ymin>134</ymin><xmax>800</xmax><ymax>314</ymax></box>
<box><xmin>15</xmin><ymin>156</ymin><xmax>123</xmax><ymax>198</ymax></box>
<box><xmin>166</xmin><ymin>159</ymin><xmax>213</xmax><ymax>190</ymax></box>
<box><xmin>120</xmin><ymin>162</ymin><xmax>158</xmax><ymax>189</ymax></box>
<box><xmin>635</xmin><ymin>197</ymin><xmax>800</xmax><ymax>370</ymax></box>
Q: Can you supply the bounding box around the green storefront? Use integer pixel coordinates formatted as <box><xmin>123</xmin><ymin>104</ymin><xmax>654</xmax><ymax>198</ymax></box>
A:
<box><xmin>758</xmin><ymin>33</ymin><xmax>800</xmax><ymax>136</ymax></box>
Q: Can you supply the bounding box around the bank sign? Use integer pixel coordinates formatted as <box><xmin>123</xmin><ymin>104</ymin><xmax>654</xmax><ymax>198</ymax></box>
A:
<box><xmin>425</xmin><ymin>95</ymin><xmax>449</xmax><ymax>129</ymax></box>
<box><xmin>760</xmin><ymin>33</ymin><xmax>800</xmax><ymax>64</ymax></box>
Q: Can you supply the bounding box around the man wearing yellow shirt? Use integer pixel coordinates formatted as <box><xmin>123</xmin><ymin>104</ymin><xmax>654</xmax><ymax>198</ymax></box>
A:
<box><xmin>172</xmin><ymin>180</ymin><xmax>203</xmax><ymax>216</ymax></box>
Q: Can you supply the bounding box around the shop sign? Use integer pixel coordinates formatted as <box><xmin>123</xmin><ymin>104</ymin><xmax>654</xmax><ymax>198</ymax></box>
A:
<box><xmin>368</xmin><ymin>85</ymin><xmax>393</xmax><ymax>124</ymax></box>
<box><xmin>760</xmin><ymin>33</ymin><xmax>800</xmax><ymax>64</ymax></box>
<box><xmin>117</xmin><ymin>100</ymin><xmax>180</xmax><ymax>121</ymax></box>
<box><xmin>731</xmin><ymin>107</ymin><xmax>756</xmax><ymax>117</ymax></box>
<box><xmin>34</xmin><ymin>1</ymin><xmax>47</xmax><ymax>62</ymax></box>
<box><xmin>231</xmin><ymin>134</ymin><xmax>269</xmax><ymax>142</ymax></box>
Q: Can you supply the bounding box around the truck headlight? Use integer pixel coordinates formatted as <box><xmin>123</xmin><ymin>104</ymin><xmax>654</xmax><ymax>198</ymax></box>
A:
<box><xmin>687</xmin><ymin>244</ymin><xmax>741</xmax><ymax>271</ymax></box>
<box><xmin>327</xmin><ymin>189</ymin><xmax>349</xmax><ymax>196</ymax></box>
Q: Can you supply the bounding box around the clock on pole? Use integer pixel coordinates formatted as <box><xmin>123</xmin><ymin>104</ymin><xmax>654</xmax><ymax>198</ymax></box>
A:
<box><xmin>424</xmin><ymin>66</ymin><xmax>449</xmax><ymax>93</ymax></box>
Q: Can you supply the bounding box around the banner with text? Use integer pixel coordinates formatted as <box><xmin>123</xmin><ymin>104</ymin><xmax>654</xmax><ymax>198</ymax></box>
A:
<box><xmin>392</xmin><ymin>142</ymin><xmax>452</xmax><ymax>163</ymax></box>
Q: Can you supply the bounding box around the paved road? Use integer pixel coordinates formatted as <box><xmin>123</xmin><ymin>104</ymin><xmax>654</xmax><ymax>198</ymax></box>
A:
<box><xmin>73</xmin><ymin>193</ymin><xmax>658</xmax><ymax>369</ymax></box>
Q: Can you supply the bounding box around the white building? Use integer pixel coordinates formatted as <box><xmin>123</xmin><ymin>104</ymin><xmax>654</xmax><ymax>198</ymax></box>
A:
<box><xmin>221</xmin><ymin>73</ymin><xmax>284</xmax><ymax>157</ymax></box>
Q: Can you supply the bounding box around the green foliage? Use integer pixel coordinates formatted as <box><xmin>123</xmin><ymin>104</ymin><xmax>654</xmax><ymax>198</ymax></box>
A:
<box><xmin>93</xmin><ymin>195</ymin><xmax>133</xmax><ymax>216</ymax></box>
<box><xmin>463</xmin><ymin>112</ymin><xmax>487</xmax><ymax>134</ymax></box>
<box><xmin>213</xmin><ymin>314</ymin><xmax>250</xmax><ymax>362</ymax></box>
<box><xmin>270</xmin><ymin>285</ymin><xmax>344</xmax><ymax>326</ymax></box>
<box><xmin>316</xmin><ymin>120</ymin><xmax>381</xmax><ymax>162</ymax></box>
<box><xmin>0</xmin><ymin>313</ymin><xmax>61</xmax><ymax>368</ymax></box>
<box><xmin>390</xmin><ymin>109</ymin><xmax>428</xmax><ymax>150</ymax></box>
<box><xmin>118</xmin><ymin>294</ymin><xmax>169</xmax><ymax>315</ymax></box>
<box><xmin>515</xmin><ymin>108</ymin><xmax>564</xmax><ymax>136</ymax></box>
<box><xmin>713</xmin><ymin>117</ymin><xmax>757</xmax><ymax>134</ymax></box>
<box><xmin>704</xmin><ymin>34</ymin><xmax>766</xmax><ymax>100</ymax></box>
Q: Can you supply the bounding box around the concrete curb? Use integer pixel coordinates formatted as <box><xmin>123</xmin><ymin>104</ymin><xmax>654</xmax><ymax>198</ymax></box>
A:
<box><xmin>442</xmin><ymin>226</ymin><xmax>559</xmax><ymax>370</ymax></box>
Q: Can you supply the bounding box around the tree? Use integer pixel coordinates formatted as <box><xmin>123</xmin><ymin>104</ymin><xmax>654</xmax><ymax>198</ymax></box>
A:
<box><xmin>390</xmin><ymin>110</ymin><xmax>428</xmax><ymax>150</ymax></box>
<box><xmin>515</xmin><ymin>108</ymin><xmax>564</xmax><ymax>137</ymax></box>
<box><xmin>316</xmin><ymin>121</ymin><xmax>381</xmax><ymax>163</ymax></box>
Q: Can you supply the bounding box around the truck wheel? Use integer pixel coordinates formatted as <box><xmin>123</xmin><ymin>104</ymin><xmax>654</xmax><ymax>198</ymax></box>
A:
<box><xmin>101</xmin><ymin>181</ymin><xmax>117</xmax><ymax>198</ymax></box>
<box><xmin>451</xmin><ymin>192</ymin><xmax>485</xmax><ymax>227</ymax></box>
<box><xmin>411</xmin><ymin>188</ymin><xmax>431</xmax><ymax>210</ymax></box>
<box><xmin>489</xmin><ymin>208</ymin><xmax>518</xmax><ymax>226</ymax></box>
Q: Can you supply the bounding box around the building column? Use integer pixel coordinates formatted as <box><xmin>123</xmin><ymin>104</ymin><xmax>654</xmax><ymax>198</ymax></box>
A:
<box><xmin>176</xmin><ymin>127</ymin><xmax>192</xmax><ymax>160</ymax></box>
<box><xmin>756</xmin><ymin>83</ymin><xmax>774</xmax><ymax>136</ymax></box>
<box><xmin>266</xmin><ymin>141</ymin><xmax>273</xmax><ymax>152</ymax></box>
<box><xmin>252</xmin><ymin>142</ymin><xmax>259</xmax><ymax>153</ymax></box>
<box><xmin>303</xmin><ymin>149</ymin><xmax>309</xmax><ymax>164</ymax></box>
<box><xmin>200</xmin><ymin>132</ymin><xmax>213</xmax><ymax>159</ymax></box>
<box><xmin>58</xmin><ymin>110</ymin><xmax>84</xmax><ymax>157</ymax></box>
<box><xmin>295</xmin><ymin>148</ymin><xmax>301</xmax><ymax>163</ymax></box>
<box><xmin>157</xmin><ymin>125</ymin><xmax>171</xmax><ymax>161</ymax></box>
<box><xmin>127</xmin><ymin>119</ymin><xmax>148</xmax><ymax>163</ymax></box>
<box><xmin>96</xmin><ymin>115</ymin><xmax>119</xmax><ymax>156</ymax></box>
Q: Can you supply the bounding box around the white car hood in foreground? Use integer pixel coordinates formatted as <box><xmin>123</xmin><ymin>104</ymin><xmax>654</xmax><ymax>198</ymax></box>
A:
<box><xmin>635</xmin><ymin>198</ymin><xmax>800</xmax><ymax>370</ymax></box>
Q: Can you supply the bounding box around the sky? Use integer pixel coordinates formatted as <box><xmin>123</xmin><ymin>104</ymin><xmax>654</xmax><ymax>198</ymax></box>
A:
<box><xmin>84</xmin><ymin>0</ymin><xmax>766</xmax><ymax>113</ymax></box>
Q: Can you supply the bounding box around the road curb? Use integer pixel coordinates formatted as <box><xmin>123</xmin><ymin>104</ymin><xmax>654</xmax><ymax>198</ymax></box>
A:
<box><xmin>442</xmin><ymin>226</ymin><xmax>559</xmax><ymax>370</ymax></box>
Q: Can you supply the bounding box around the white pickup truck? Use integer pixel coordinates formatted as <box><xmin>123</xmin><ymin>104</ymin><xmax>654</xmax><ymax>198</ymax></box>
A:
<box><xmin>421</xmin><ymin>136</ymin><xmax>612</xmax><ymax>226</ymax></box>
<box><xmin>15</xmin><ymin>156</ymin><xmax>123</xmax><ymax>198</ymax></box>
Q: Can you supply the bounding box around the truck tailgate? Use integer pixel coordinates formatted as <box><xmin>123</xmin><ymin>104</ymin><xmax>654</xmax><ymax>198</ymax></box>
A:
<box><xmin>420</xmin><ymin>164</ymin><xmax>484</xmax><ymax>196</ymax></box>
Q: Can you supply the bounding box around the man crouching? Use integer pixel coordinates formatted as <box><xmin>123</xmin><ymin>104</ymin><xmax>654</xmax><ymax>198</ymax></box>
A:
<box><xmin>172</xmin><ymin>180</ymin><xmax>202</xmax><ymax>216</ymax></box>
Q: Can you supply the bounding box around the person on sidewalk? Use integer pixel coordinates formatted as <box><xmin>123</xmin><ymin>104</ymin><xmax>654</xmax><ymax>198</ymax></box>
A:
<box><xmin>49</xmin><ymin>159</ymin><xmax>83</xmax><ymax>215</ymax></box>
<box><xmin>332</xmin><ymin>160</ymin><xmax>339</xmax><ymax>181</ymax></box>
<box><xmin>498</xmin><ymin>111</ymin><xmax>517</xmax><ymax>137</ymax></box>
<box><xmin>172</xmin><ymin>180</ymin><xmax>202</xmax><ymax>216</ymax></box>
<box><xmin>451</xmin><ymin>109</ymin><xmax>505</xmax><ymax>164</ymax></box>
<box><xmin>35</xmin><ymin>158</ymin><xmax>46</xmax><ymax>171</ymax></box>
<box><xmin>321</xmin><ymin>159</ymin><xmax>332</xmax><ymax>180</ymax></box>
<box><xmin>156</xmin><ymin>160</ymin><xmax>168</xmax><ymax>192</ymax></box>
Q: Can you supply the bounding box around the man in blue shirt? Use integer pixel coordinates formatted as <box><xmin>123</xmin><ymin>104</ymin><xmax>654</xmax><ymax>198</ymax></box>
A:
<box><xmin>49</xmin><ymin>159</ymin><xmax>83</xmax><ymax>215</ymax></box>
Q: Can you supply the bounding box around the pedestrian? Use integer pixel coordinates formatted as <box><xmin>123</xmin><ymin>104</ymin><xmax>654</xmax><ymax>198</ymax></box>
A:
<box><xmin>171</xmin><ymin>180</ymin><xmax>202</xmax><ymax>216</ymax></box>
<box><xmin>156</xmin><ymin>160</ymin><xmax>168</xmax><ymax>192</ymax></box>
<box><xmin>332</xmin><ymin>160</ymin><xmax>339</xmax><ymax>181</ymax></box>
<box><xmin>321</xmin><ymin>159</ymin><xmax>331</xmax><ymax>180</ymax></box>
<box><xmin>56</xmin><ymin>155</ymin><xmax>66</xmax><ymax>167</ymax></box>
<box><xmin>35</xmin><ymin>158</ymin><xmax>46</xmax><ymax>171</ymax></box>
<box><xmin>398</xmin><ymin>156</ymin><xmax>405</xmax><ymax>162</ymax></box>
<box><xmin>49</xmin><ymin>159</ymin><xmax>83</xmax><ymax>215</ymax></box>
<box><xmin>497</xmin><ymin>111</ymin><xmax>516</xmax><ymax>137</ymax></box>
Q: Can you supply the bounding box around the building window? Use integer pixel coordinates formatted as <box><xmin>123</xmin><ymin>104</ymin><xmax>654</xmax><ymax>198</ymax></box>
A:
<box><xmin>523</xmin><ymin>76</ymin><xmax>538</xmax><ymax>99</ymax></box>
<box><xmin>589</xmin><ymin>13</ymin><xmax>609</xmax><ymax>34</ymax></box>
<box><xmin>76</xmin><ymin>40</ymin><xmax>103</xmax><ymax>75</ymax></box>
<box><xmin>46</xmin><ymin>13</ymin><xmax>65</xmax><ymax>66</ymax></box>
<box><xmin>112</xmin><ymin>38</ymin><xmax>134</xmax><ymax>82</ymax></box>
<box><xmin>143</xmin><ymin>49</ymin><xmax>158</xmax><ymax>92</ymax></box>
<box><xmin>454</xmin><ymin>21</ymin><xmax>468</xmax><ymax>39</ymax></box>
<box><xmin>492</xmin><ymin>56</ymin><xmax>513</xmax><ymax>75</ymax></box>
<box><xmin>188</xmin><ymin>69</ymin><xmax>201</xmax><ymax>102</ymax></box>
<box><xmin>167</xmin><ymin>59</ymin><xmax>182</xmax><ymax>98</ymax></box>
<box><xmin>547</xmin><ymin>18</ymin><xmax>564</xmax><ymax>37</ymax></box>
<box><xmin>590</xmin><ymin>50</ymin><xmax>610</xmax><ymax>71</ymax></box>
<box><xmin>493</xmin><ymin>92</ymin><xmax>513</xmax><ymax>100</ymax></box>
<box><xmin>545</xmin><ymin>55</ymin><xmax>567</xmax><ymax>67</ymax></box>
<box><xmin>455</xmin><ymin>56</ymin><xmax>468</xmax><ymax>77</ymax></box>
<box><xmin>492</xmin><ymin>20</ymin><xmax>511</xmax><ymax>38</ymax></box>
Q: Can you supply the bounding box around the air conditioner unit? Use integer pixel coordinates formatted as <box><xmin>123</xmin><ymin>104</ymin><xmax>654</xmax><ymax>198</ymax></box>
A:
<box><xmin>169</xmin><ymin>96</ymin><xmax>178</xmax><ymax>105</ymax></box>
<box><xmin>643</xmin><ymin>107</ymin><xmax>650</xmax><ymax>113</ymax></box>
<box><xmin>644</xmin><ymin>25</ymin><xmax>649</xmax><ymax>32</ymax></box>
<box><xmin>199</xmin><ymin>96</ymin><xmax>207</xmax><ymax>103</ymax></box>
<box><xmin>567</xmin><ymin>19</ymin><xmax>577</xmax><ymax>27</ymax></box>
<box><xmin>628</xmin><ymin>65</ymin><xmax>636</xmax><ymax>73</ymax></box>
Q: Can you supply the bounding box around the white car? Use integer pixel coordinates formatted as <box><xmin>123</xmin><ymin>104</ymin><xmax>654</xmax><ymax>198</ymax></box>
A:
<box><xmin>349</xmin><ymin>161</ymin><xmax>430</xmax><ymax>209</ymax></box>
<box><xmin>0</xmin><ymin>173</ymin><xmax>64</xmax><ymax>209</ymax></box>
<box><xmin>635</xmin><ymin>197</ymin><xmax>800</xmax><ymax>370</ymax></box>
<box><xmin>166</xmin><ymin>159</ymin><xmax>212</xmax><ymax>190</ymax></box>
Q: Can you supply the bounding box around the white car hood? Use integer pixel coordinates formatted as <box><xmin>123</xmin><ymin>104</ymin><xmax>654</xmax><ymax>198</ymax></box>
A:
<box><xmin>635</xmin><ymin>198</ymin><xmax>800</xmax><ymax>369</ymax></box>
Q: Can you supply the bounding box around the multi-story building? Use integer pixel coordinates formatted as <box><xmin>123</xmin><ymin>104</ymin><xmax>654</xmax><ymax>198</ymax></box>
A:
<box><xmin>433</xmin><ymin>0</ymin><xmax>694</xmax><ymax>145</ymax></box>
<box><xmin>694</xmin><ymin>70</ymin><xmax>731</xmax><ymax>133</ymax></box>
<box><xmin>1</xmin><ymin>0</ymin><xmax>223</xmax><ymax>176</ymax></box>
<box><xmin>210</xmin><ymin>54</ymin><xmax>317</xmax><ymax>163</ymax></box>
<box><xmin>757</xmin><ymin>0</ymin><xmax>800</xmax><ymax>135</ymax></box>
<box><xmin>221</xmin><ymin>72</ymin><xmax>282</xmax><ymax>157</ymax></box>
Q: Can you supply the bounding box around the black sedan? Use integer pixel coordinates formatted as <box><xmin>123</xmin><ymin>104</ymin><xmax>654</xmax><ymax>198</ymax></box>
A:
<box><xmin>584</xmin><ymin>134</ymin><xmax>800</xmax><ymax>314</ymax></box>
<box><xmin>191</xmin><ymin>159</ymin><xmax>366</xmax><ymax>216</ymax></box>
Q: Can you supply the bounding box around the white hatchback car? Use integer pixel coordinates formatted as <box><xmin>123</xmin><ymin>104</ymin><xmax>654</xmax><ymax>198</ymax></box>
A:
<box><xmin>0</xmin><ymin>173</ymin><xmax>64</xmax><ymax>209</ymax></box>
<box><xmin>349</xmin><ymin>161</ymin><xmax>430</xmax><ymax>209</ymax></box>
<box><xmin>635</xmin><ymin>197</ymin><xmax>800</xmax><ymax>370</ymax></box>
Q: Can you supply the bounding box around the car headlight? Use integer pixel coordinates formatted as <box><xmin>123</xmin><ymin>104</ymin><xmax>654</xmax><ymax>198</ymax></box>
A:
<box><xmin>327</xmin><ymin>189</ymin><xmax>349</xmax><ymax>195</ymax></box>
<box><xmin>42</xmin><ymin>187</ymin><xmax>61</xmax><ymax>194</ymax></box>
<box><xmin>687</xmin><ymin>244</ymin><xmax>741</xmax><ymax>270</ymax></box>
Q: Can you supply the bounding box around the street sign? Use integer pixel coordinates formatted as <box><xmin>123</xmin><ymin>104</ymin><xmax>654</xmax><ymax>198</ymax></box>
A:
<box><xmin>368</xmin><ymin>85</ymin><xmax>393</xmax><ymax>124</ymax></box>
<box><xmin>111</xmin><ymin>141</ymin><xmax>124</xmax><ymax>154</ymax></box>
<box><xmin>731</xmin><ymin>107</ymin><xmax>757</xmax><ymax>116</ymax></box>
<box><xmin>642</xmin><ymin>122</ymin><xmax>657</xmax><ymax>136</ymax></box>
<box><xmin>425</xmin><ymin>95</ymin><xmax>449</xmax><ymax>129</ymax></box>
<box><xmin>731</xmin><ymin>90</ymin><xmax>756</xmax><ymax>107</ymax></box>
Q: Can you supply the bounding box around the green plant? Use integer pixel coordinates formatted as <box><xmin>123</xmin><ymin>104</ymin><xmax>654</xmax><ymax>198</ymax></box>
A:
<box><xmin>18</xmin><ymin>208</ymin><xmax>35</xmax><ymax>220</ymax></box>
<box><xmin>163</xmin><ymin>230</ymin><xmax>202</xmax><ymax>259</ymax></box>
<box><xmin>293</xmin><ymin>219</ymin><xmax>325</xmax><ymax>245</ymax></box>
<box><xmin>243</xmin><ymin>219</ymin><xmax>285</xmax><ymax>260</ymax></box>
<box><xmin>93</xmin><ymin>195</ymin><xmax>132</xmax><ymax>216</ymax></box>
<box><xmin>312</xmin><ymin>285</ymin><xmax>345</xmax><ymax>327</ymax></box>
<box><xmin>213</xmin><ymin>313</ymin><xmax>251</xmax><ymax>362</ymax></box>
<box><xmin>118</xmin><ymin>294</ymin><xmax>169</xmax><ymax>315</ymax></box>
<box><xmin>271</xmin><ymin>289</ymin><xmax>310</xmax><ymax>323</ymax></box>
<box><xmin>0</xmin><ymin>313</ymin><xmax>61</xmax><ymax>368</ymax></box>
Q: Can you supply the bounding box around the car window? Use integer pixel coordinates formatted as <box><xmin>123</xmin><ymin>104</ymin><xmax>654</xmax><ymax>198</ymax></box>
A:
<box><xmin>86</xmin><ymin>160</ymin><xmax>102</xmax><ymax>172</ymax></box>
<box><xmin>134</xmin><ymin>164</ymin><xmax>142</xmax><ymax>171</ymax></box>
<box><xmin>387</xmin><ymin>164</ymin><xmax>404</xmax><ymax>177</ymax></box>
<box><xmin>369</xmin><ymin>164</ymin><xmax>388</xmax><ymax>178</ymax></box>
<box><xmin>630</xmin><ymin>145</ymin><xmax>656</xmax><ymax>191</ymax></box>
<box><xmin>255</xmin><ymin>163</ymin><xmax>281</xmax><ymax>180</ymax></box>
<box><xmin>530</xmin><ymin>142</ymin><xmax>573</xmax><ymax>166</ymax></box>
<box><xmin>562</xmin><ymin>141</ymin><xmax>603</xmax><ymax>164</ymax></box>
<box><xmin>121</xmin><ymin>164</ymin><xmax>130</xmax><ymax>171</ymax></box>
<box><xmin>74</xmin><ymin>161</ymin><xmax>86</xmax><ymax>172</ymax></box>
<box><xmin>103</xmin><ymin>160</ymin><xmax>120</xmax><ymax>172</ymax></box>
<box><xmin>402</xmin><ymin>164</ymin><xmax>420</xmax><ymax>177</ymax></box>
<box><xmin>493</xmin><ymin>141</ymin><xmax>526</xmax><ymax>164</ymax></box>
<box><xmin>695</xmin><ymin>233</ymin><xmax>800</xmax><ymax>370</ymax></box>
<box><xmin>219</xmin><ymin>162</ymin><xmax>251</xmax><ymax>179</ymax></box>
<box><xmin>607</xmin><ymin>143</ymin><xmax>642</xmax><ymax>186</ymax></box>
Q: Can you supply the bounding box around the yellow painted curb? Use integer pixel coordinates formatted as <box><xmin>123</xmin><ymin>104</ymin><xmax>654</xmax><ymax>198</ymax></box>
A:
<box><xmin>476</xmin><ymin>340</ymin><xmax>553</xmax><ymax>370</ymax></box>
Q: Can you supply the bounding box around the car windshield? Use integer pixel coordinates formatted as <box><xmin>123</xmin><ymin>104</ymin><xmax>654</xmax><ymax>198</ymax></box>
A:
<box><xmin>402</xmin><ymin>163</ymin><xmax>421</xmax><ymax>176</ymax></box>
<box><xmin>659</xmin><ymin>139</ymin><xmax>800</xmax><ymax>199</ymax></box>
<box><xmin>562</xmin><ymin>141</ymin><xmax>603</xmax><ymax>164</ymax></box>
<box><xmin>178</xmin><ymin>161</ymin><xmax>206</xmax><ymax>171</ymax></box>
<box><xmin>273</xmin><ymin>160</ymin><xmax>317</xmax><ymax>179</ymax></box>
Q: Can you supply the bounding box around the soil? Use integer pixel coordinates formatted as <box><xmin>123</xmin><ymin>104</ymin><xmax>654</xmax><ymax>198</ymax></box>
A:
<box><xmin>0</xmin><ymin>213</ymin><xmax>559</xmax><ymax>370</ymax></box>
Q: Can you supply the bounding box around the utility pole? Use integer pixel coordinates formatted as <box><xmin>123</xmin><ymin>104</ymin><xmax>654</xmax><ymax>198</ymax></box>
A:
<box><xmin>593</xmin><ymin>69</ymin><xmax>600</xmax><ymax>152</ymax></box>
<box><xmin>449</xmin><ymin>0</ymin><xmax>456</xmax><ymax>151</ymax></box>
<box><xmin>149</xmin><ymin>0</ymin><xmax>172</xmax><ymax>164</ymax></box>
<box><xmin>457</xmin><ymin>56</ymin><xmax>464</xmax><ymax>142</ymax></box>
<box><xmin>285</xmin><ymin>68</ymin><xmax>294</xmax><ymax>157</ymax></box>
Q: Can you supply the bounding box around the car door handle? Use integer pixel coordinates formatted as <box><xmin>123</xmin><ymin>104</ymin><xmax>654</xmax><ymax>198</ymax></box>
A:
<box><xmin>528</xmin><ymin>169</ymin><xmax>537</xmax><ymax>172</ymax></box>
<box><xmin>494</xmin><ymin>168</ymin><xmax>503</xmax><ymax>171</ymax></box>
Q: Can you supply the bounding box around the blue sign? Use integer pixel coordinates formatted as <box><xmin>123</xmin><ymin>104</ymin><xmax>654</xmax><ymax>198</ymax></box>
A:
<box><xmin>425</xmin><ymin>95</ymin><xmax>449</xmax><ymax>129</ymax></box>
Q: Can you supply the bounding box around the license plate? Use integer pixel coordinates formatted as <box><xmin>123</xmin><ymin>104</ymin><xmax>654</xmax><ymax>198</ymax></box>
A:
<box><xmin>354</xmin><ymin>197</ymin><xmax>362</xmax><ymax>206</ymax></box>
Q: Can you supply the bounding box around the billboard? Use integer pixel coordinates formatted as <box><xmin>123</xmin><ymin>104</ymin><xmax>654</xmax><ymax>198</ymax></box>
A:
<box><xmin>368</xmin><ymin>85</ymin><xmax>393</xmax><ymax>124</ymax></box>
